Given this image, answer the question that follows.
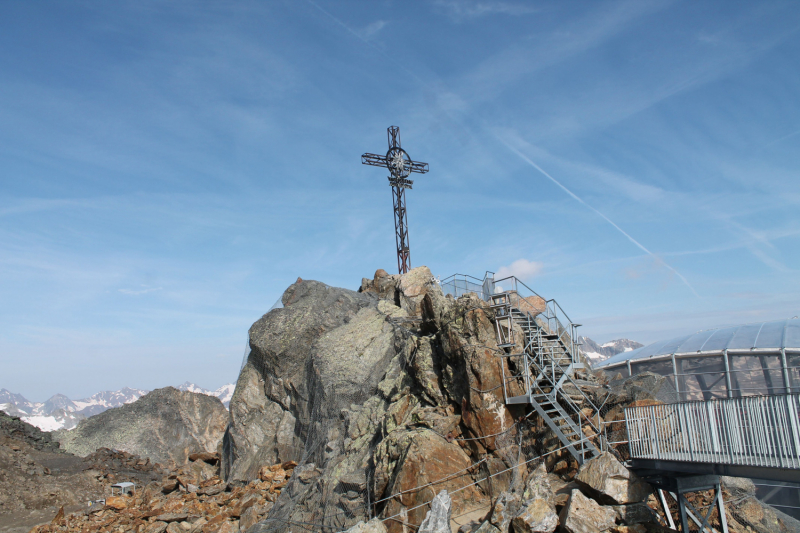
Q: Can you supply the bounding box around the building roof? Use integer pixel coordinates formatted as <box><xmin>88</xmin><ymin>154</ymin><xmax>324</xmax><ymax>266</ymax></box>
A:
<box><xmin>596</xmin><ymin>318</ymin><xmax>800</xmax><ymax>369</ymax></box>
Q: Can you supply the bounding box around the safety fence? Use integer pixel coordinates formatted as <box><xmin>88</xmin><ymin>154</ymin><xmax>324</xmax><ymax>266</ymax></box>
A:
<box><xmin>625</xmin><ymin>393</ymin><xmax>800</xmax><ymax>470</ymax></box>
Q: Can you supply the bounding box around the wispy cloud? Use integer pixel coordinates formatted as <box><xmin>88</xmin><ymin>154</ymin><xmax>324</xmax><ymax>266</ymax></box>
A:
<box><xmin>496</xmin><ymin>132</ymin><xmax>700</xmax><ymax>298</ymax></box>
<box><xmin>434</xmin><ymin>0</ymin><xmax>538</xmax><ymax>22</ymax></box>
<box><xmin>356</xmin><ymin>20</ymin><xmax>387</xmax><ymax>40</ymax></box>
<box><xmin>118</xmin><ymin>286</ymin><xmax>163</xmax><ymax>296</ymax></box>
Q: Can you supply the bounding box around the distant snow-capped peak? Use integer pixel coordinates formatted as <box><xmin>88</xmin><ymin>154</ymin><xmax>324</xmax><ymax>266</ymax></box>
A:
<box><xmin>177</xmin><ymin>382</ymin><xmax>235</xmax><ymax>407</ymax></box>
<box><xmin>580</xmin><ymin>336</ymin><xmax>643</xmax><ymax>363</ymax></box>
<box><xmin>1</xmin><ymin>381</ymin><xmax>235</xmax><ymax>432</ymax></box>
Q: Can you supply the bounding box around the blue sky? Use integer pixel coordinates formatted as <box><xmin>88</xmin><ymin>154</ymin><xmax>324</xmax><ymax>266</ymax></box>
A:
<box><xmin>2</xmin><ymin>1</ymin><xmax>799</xmax><ymax>401</ymax></box>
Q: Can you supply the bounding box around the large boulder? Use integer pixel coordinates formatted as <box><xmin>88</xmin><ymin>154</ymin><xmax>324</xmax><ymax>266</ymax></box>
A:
<box><xmin>575</xmin><ymin>452</ymin><xmax>651</xmax><ymax>505</ymax></box>
<box><xmin>558</xmin><ymin>489</ymin><xmax>617</xmax><ymax>533</ymax></box>
<box><xmin>56</xmin><ymin>387</ymin><xmax>227</xmax><ymax>466</ymax></box>
<box><xmin>511</xmin><ymin>498</ymin><xmax>558</xmax><ymax>533</ymax></box>
<box><xmin>375</xmin><ymin>429</ymin><xmax>483</xmax><ymax>533</ymax></box>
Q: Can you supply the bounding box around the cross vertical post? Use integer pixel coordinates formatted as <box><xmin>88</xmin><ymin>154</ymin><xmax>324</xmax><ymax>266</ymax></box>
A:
<box><xmin>361</xmin><ymin>126</ymin><xmax>429</xmax><ymax>274</ymax></box>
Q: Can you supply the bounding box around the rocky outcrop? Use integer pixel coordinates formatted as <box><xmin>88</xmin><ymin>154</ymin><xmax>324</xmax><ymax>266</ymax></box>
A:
<box><xmin>0</xmin><ymin>410</ymin><xmax>62</xmax><ymax>453</ymax></box>
<box><xmin>56</xmin><ymin>387</ymin><xmax>227</xmax><ymax>466</ymax></box>
<box><xmin>575</xmin><ymin>452</ymin><xmax>650</xmax><ymax>505</ymax></box>
<box><xmin>221</xmin><ymin>267</ymin><xmax>526</xmax><ymax>532</ymax></box>
<box><xmin>558</xmin><ymin>489</ymin><xmax>617</xmax><ymax>533</ymax></box>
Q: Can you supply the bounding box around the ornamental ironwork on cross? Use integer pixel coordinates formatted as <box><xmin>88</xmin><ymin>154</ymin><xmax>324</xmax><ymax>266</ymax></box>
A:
<box><xmin>361</xmin><ymin>126</ymin><xmax>429</xmax><ymax>274</ymax></box>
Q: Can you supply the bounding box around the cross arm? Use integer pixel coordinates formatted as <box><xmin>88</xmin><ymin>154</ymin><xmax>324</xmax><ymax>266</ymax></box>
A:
<box><xmin>407</xmin><ymin>160</ymin><xmax>429</xmax><ymax>174</ymax></box>
<box><xmin>361</xmin><ymin>153</ymin><xmax>388</xmax><ymax>167</ymax></box>
<box><xmin>361</xmin><ymin>153</ymin><xmax>429</xmax><ymax>174</ymax></box>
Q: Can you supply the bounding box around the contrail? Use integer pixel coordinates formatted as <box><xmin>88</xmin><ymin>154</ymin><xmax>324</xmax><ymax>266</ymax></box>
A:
<box><xmin>497</xmin><ymin>136</ymin><xmax>700</xmax><ymax>298</ymax></box>
<box><xmin>305</xmin><ymin>1</ymin><xmax>430</xmax><ymax>88</ymax></box>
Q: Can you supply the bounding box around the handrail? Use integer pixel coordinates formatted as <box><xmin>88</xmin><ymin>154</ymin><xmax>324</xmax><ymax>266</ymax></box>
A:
<box><xmin>625</xmin><ymin>393</ymin><xmax>800</xmax><ymax>469</ymax></box>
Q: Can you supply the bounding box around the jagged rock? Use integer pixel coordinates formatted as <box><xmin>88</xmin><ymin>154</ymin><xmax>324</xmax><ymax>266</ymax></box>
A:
<box><xmin>511</xmin><ymin>464</ymin><xmax>558</xmax><ymax>533</ymax></box>
<box><xmin>576</xmin><ymin>452</ymin><xmax>651</xmax><ymax>505</ymax></box>
<box><xmin>418</xmin><ymin>490</ymin><xmax>452</xmax><ymax>533</ymax></box>
<box><xmin>611</xmin><ymin>503</ymin><xmax>653</xmax><ymax>524</ymax></box>
<box><xmin>489</xmin><ymin>490</ymin><xmax>521</xmax><ymax>531</ymax></box>
<box><xmin>522</xmin><ymin>463</ymin><xmax>554</xmax><ymax>504</ymax></box>
<box><xmin>472</xmin><ymin>521</ymin><xmax>501</xmax><ymax>533</ymax></box>
<box><xmin>511</xmin><ymin>498</ymin><xmax>558</xmax><ymax>533</ymax></box>
<box><xmin>559</xmin><ymin>489</ymin><xmax>617</xmax><ymax>533</ymax></box>
<box><xmin>376</xmin><ymin>428</ymin><xmax>483</xmax><ymax>529</ymax></box>
<box><xmin>344</xmin><ymin>518</ymin><xmax>389</xmax><ymax>533</ymax></box>
<box><xmin>57</xmin><ymin>387</ymin><xmax>228</xmax><ymax>466</ymax></box>
<box><xmin>0</xmin><ymin>409</ymin><xmax>63</xmax><ymax>453</ymax></box>
<box><xmin>222</xmin><ymin>279</ymin><xmax>385</xmax><ymax>480</ymax></box>
<box><xmin>223</xmin><ymin>269</ymin><xmax>516</xmax><ymax>532</ymax></box>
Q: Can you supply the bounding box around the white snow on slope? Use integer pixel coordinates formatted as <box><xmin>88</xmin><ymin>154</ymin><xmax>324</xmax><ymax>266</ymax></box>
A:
<box><xmin>4</xmin><ymin>382</ymin><xmax>235</xmax><ymax>432</ymax></box>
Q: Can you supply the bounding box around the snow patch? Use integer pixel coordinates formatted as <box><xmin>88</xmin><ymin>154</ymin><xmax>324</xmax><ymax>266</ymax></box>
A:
<box><xmin>22</xmin><ymin>416</ymin><xmax>63</xmax><ymax>432</ymax></box>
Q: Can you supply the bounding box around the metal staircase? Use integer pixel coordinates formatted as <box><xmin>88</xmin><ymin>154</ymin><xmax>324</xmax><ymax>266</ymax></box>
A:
<box><xmin>489</xmin><ymin>280</ymin><xmax>602</xmax><ymax>465</ymax></box>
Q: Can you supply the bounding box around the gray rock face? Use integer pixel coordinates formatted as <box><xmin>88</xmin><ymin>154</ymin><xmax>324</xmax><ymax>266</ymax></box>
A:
<box><xmin>558</xmin><ymin>489</ymin><xmax>617</xmax><ymax>533</ymax></box>
<box><xmin>418</xmin><ymin>490</ymin><xmax>452</xmax><ymax>533</ymax></box>
<box><xmin>611</xmin><ymin>502</ymin><xmax>653</xmax><ymax>524</ymax></box>
<box><xmin>575</xmin><ymin>452</ymin><xmax>651</xmax><ymax>505</ymax></box>
<box><xmin>56</xmin><ymin>387</ymin><xmax>227</xmax><ymax>466</ymax></box>
<box><xmin>222</xmin><ymin>279</ymin><xmax>384</xmax><ymax>481</ymax></box>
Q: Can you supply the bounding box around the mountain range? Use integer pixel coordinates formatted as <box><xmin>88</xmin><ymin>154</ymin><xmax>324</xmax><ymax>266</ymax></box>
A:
<box><xmin>0</xmin><ymin>381</ymin><xmax>235</xmax><ymax>432</ymax></box>
<box><xmin>579</xmin><ymin>336</ymin><xmax>643</xmax><ymax>363</ymax></box>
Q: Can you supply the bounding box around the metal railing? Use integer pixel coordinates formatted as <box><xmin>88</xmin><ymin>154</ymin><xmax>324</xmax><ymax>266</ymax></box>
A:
<box><xmin>440</xmin><ymin>273</ymin><xmax>496</xmax><ymax>301</ymax></box>
<box><xmin>625</xmin><ymin>393</ymin><xmax>800</xmax><ymax>470</ymax></box>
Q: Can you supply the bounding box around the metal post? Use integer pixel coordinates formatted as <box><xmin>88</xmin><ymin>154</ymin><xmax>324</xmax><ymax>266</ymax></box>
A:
<box><xmin>723</xmin><ymin>349</ymin><xmax>733</xmax><ymax>399</ymax></box>
<box><xmin>672</xmin><ymin>354</ymin><xmax>681</xmax><ymax>401</ymax></box>
<box><xmin>677</xmin><ymin>493</ymin><xmax>690</xmax><ymax>533</ymax></box>
<box><xmin>781</xmin><ymin>348</ymin><xmax>792</xmax><ymax>394</ymax></box>
<box><xmin>786</xmin><ymin>394</ymin><xmax>800</xmax><ymax>460</ymax></box>
<box><xmin>658</xmin><ymin>489</ymin><xmax>676</xmax><ymax>530</ymax></box>
<box><xmin>716</xmin><ymin>482</ymin><xmax>729</xmax><ymax>533</ymax></box>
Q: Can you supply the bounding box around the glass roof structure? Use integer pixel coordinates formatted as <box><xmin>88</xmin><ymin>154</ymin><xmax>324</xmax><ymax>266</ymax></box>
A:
<box><xmin>598</xmin><ymin>318</ymin><xmax>800</xmax><ymax>369</ymax></box>
<box><xmin>596</xmin><ymin>318</ymin><xmax>800</xmax><ymax>520</ymax></box>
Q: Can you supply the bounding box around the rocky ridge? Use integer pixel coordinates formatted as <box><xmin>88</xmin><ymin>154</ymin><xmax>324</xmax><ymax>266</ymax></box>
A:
<box><xmin>56</xmin><ymin>387</ymin><xmax>228</xmax><ymax>467</ymax></box>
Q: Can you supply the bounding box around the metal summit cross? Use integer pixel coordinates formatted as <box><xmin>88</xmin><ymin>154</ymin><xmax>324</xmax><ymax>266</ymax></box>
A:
<box><xmin>361</xmin><ymin>126</ymin><xmax>429</xmax><ymax>274</ymax></box>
